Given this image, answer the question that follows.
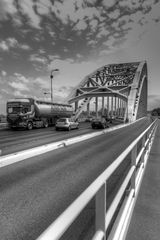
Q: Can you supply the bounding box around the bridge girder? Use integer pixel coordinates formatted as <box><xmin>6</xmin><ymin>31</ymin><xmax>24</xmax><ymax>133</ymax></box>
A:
<box><xmin>67</xmin><ymin>61</ymin><xmax>148</xmax><ymax>122</ymax></box>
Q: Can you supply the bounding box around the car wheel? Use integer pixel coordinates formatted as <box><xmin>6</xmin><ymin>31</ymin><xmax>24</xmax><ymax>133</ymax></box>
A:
<box><xmin>68</xmin><ymin>126</ymin><xmax>71</xmax><ymax>131</ymax></box>
<box><xmin>27</xmin><ymin>122</ymin><xmax>33</xmax><ymax>130</ymax></box>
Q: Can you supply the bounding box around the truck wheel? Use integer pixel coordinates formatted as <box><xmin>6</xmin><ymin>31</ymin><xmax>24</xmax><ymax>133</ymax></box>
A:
<box><xmin>27</xmin><ymin>122</ymin><xmax>33</xmax><ymax>130</ymax></box>
<box><xmin>43</xmin><ymin>121</ymin><xmax>49</xmax><ymax>128</ymax></box>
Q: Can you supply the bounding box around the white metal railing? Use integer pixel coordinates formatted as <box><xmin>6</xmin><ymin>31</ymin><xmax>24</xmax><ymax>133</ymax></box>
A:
<box><xmin>36</xmin><ymin>119</ymin><xmax>158</xmax><ymax>240</ymax></box>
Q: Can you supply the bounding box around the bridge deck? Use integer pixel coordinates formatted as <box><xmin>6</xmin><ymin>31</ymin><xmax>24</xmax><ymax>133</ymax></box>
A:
<box><xmin>126</xmin><ymin>120</ymin><xmax>160</xmax><ymax>240</ymax></box>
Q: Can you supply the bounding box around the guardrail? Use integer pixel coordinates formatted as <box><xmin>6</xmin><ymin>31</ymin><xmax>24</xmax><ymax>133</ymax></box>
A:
<box><xmin>36</xmin><ymin>119</ymin><xmax>158</xmax><ymax>240</ymax></box>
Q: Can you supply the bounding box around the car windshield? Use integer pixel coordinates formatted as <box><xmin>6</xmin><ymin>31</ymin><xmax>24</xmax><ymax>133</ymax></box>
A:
<box><xmin>57</xmin><ymin>118</ymin><xmax>67</xmax><ymax>123</ymax></box>
<box><xmin>93</xmin><ymin>118</ymin><xmax>101</xmax><ymax>121</ymax></box>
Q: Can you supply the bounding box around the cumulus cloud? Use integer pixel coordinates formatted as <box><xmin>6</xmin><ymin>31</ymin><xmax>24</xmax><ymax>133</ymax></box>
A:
<box><xmin>29</xmin><ymin>54</ymin><xmax>48</xmax><ymax>64</ymax></box>
<box><xmin>13</xmin><ymin>91</ymin><xmax>25</xmax><ymax>97</ymax></box>
<box><xmin>9</xmin><ymin>82</ymin><xmax>29</xmax><ymax>91</ymax></box>
<box><xmin>14</xmin><ymin>73</ymin><xmax>29</xmax><ymax>83</ymax></box>
<box><xmin>1</xmin><ymin>71</ymin><xmax>7</xmax><ymax>76</ymax></box>
<box><xmin>102</xmin><ymin>0</ymin><xmax>116</xmax><ymax>8</ymax></box>
<box><xmin>18</xmin><ymin>0</ymin><xmax>41</xmax><ymax>29</ymax></box>
<box><xmin>0</xmin><ymin>41</ymin><xmax>10</xmax><ymax>51</ymax></box>
<box><xmin>0</xmin><ymin>0</ymin><xmax>18</xmax><ymax>20</ymax></box>
<box><xmin>34</xmin><ymin>77</ymin><xmax>49</xmax><ymax>89</ymax></box>
<box><xmin>119</xmin><ymin>0</ymin><xmax>141</xmax><ymax>9</ymax></box>
<box><xmin>35</xmin><ymin>0</ymin><xmax>51</xmax><ymax>15</ymax></box>
<box><xmin>108</xmin><ymin>9</ymin><xmax>120</xmax><ymax>19</ymax></box>
<box><xmin>74</xmin><ymin>20</ymin><xmax>88</xmax><ymax>31</ymax></box>
<box><xmin>0</xmin><ymin>38</ymin><xmax>31</xmax><ymax>51</ymax></box>
<box><xmin>52</xmin><ymin>1</ymin><xmax>101</xmax><ymax>27</ymax></box>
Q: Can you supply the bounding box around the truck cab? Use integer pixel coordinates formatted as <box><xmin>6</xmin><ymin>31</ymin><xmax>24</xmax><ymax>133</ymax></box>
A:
<box><xmin>7</xmin><ymin>98</ymin><xmax>35</xmax><ymax>129</ymax></box>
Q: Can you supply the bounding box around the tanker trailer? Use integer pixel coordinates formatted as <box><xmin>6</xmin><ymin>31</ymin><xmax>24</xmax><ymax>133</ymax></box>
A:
<box><xmin>7</xmin><ymin>98</ymin><xmax>74</xmax><ymax>130</ymax></box>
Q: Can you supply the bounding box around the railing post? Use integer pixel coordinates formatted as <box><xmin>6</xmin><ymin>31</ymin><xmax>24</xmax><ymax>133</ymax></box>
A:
<box><xmin>131</xmin><ymin>145</ymin><xmax>137</xmax><ymax>197</ymax></box>
<box><xmin>141</xmin><ymin>136</ymin><xmax>146</xmax><ymax>168</ymax></box>
<box><xmin>96</xmin><ymin>182</ymin><xmax>106</xmax><ymax>239</ymax></box>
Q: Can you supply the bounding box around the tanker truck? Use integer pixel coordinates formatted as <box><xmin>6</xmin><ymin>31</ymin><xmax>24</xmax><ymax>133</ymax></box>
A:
<box><xmin>7</xmin><ymin>98</ymin><xmax>74</xmax><ymax>130</ymax></box>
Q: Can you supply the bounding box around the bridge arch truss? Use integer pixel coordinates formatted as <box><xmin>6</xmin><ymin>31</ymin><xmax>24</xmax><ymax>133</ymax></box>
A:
<box><xmin>67</xmin><ymin>61</ymin><xmax>148</xmax><ymax>122</ymax></box>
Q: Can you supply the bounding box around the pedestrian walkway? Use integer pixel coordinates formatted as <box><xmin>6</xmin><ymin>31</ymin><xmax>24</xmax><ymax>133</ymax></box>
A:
<box><xmin>126</xmin><ymin>121</ymin><xmax>160</xmax><ymax>240</ymax></box>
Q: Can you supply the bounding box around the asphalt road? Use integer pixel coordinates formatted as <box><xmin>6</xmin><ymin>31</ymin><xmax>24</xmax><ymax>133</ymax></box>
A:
<box><xmin>0</xmin><ymin>122</ymin><xmax>95</xmax><ymax>155</ymax></box>
<box><xmin>0</xmin><ymin>120</ymin><xmax>122</xmax><ymax>156</ymax></box>
<box><xmin>0</xmin><ymin>118</ymin><xmax>151</xmax><ymax>240</ymax></box>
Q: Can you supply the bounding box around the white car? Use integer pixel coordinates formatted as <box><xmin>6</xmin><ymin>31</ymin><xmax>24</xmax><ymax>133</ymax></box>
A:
<box><xmin>55</xmin><ymin>118</ymin><xmax>79</xmax><ymax>131</ymax></box>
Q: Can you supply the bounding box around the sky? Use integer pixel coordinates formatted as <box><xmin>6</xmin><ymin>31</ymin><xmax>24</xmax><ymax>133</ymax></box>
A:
<box><xmin>0</xmin><ymin>0</ymin><xmax>160</xmax><ymax>114</ymax></box>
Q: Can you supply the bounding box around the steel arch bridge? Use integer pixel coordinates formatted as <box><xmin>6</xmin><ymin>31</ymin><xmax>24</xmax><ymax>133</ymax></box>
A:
<box><xmin>67</xmin><ymin>61</ymin><xmax>148</xmax><ymax>122</ymax></box>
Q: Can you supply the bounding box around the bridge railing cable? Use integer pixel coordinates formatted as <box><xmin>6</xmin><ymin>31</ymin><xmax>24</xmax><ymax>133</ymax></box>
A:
<box><xmin>36</xmin><ymin>119</ymin><xmax>158</xmax><ymax>240</ymax></box>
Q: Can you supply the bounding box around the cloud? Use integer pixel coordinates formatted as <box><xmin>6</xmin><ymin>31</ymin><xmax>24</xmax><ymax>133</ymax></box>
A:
<box><xmin>0</xmin><ymin>38</ymin><xmax>31</xmax><ymax>51</ymax></box>
<box><xmin>96</xmin><ymin>24</ymin><xmax>110</xmax><ymax>39</ymax></box>
<box><xmin>89</xmin><ymin>19</ymin><xmax>98</xmax><ymax>31</ymax></box>
<box><xmin>102</xmin><ymin>0</ymin><xmax>116</xmax><ymax>8</ymax></box>
<box><xmin>34</xmin><ymin>77</ymin><xmax>50</xmax><ymax>89</ymax></box>
<box><xmin>20</xmin><ymin>44</ymin><xmax>31</xmax><ymax>50</ymax></box>
<box><xmin>9</xmin><ymin>81</ymin><xmax>29</xmax><ymax>91</ymax></box>
<box><xmin>0</xmin><ymin>0</ymin><xmax>18</xmax><ymax>20</ymax></box>
<box><xmin>18</xmin><ymin>0</ymin><xmax>41</xmax><ymax>29</ymax></box>
<box><xmin>13</xmin><ymin>90</ymin><xmax>28</xmax><ymax>97</ymax></box>
<box><xmin>1</xmin><ymin>71</ymin><xmax>7</xmax><ymax>76</ymax></box>
<box><xmin>13</xmin><ymin>73</ymin><xmax>29</xmax><ymax>83</ymax></box>
<box><xmin>108</xmin><ymin>9</ymin><xmax>120</xmax><ymax>19</ymax></box>
<box><xmin>74</xmin><ymin>20</ymin><xmax>88</xmax><ymax>31</ymax></box>
<box><xmin>52</xmin><ymin>1</ymin><xmax>101</xmax><ymax>26</ymax></box>
<box><xmin>29</xmin><ymin>54</ymin><xmax>48</xmax><ymax>64</ymax></box>
<box><xmin>8</xmin><ymin>73</ymin><xmax>31</xmax><ymax>93</ymax></box>
<box><xmin>0</xmin><ymin>41</ymin><xmax>9</xmax><ymax>51</ymax></box>
<box><xmin>119</xmin><ymin>0</ymin><xmax>141</xmax><ymax>9</ymax></box>
<box><xmin>35</xmin><ymin>0</ymin><xmax>51</xmax><ymax>15</ymax></box>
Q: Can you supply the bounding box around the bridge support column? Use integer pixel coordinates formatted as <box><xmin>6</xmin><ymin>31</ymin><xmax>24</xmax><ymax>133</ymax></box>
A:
<box><xmin>102</xmin><ymin>97</ymin><xmax>104</xmax><ymax>116</ymax></box>
<box><xmin>118</xmin><ymin>98</ymin><xmax>120</xmax><ymax>117</ymax></box>
<box><xmin>111</xmin><ymin>96</ymin><xmax>113</xmax><ymax>117</ymax></box>
<box><xmin>75</xmin><ymin>101</ymin><xmax>78</xmax><ymax>112</ymax></box>
<box><xmin>95</xmin><ymin>97</ymin><xmax>98</xmax><ymax>118</ymax></box>
<box><xmin>87</xmin><ymin>102</ymin><xmax>90</xmax><ymax>117</ymax></box>
<box><xmin>115</xmin><ymin>96</ymin><xmax>117</xmax><ymax>117</ymax></box>
<box><xmin>120</xmin><ymin>99</ymin><xmax>123</xmax><ymax>117</ymax></box>
<box><xmin>107</xmin><ymin>96</ymin><xmax>109</xmax><ymax>118</ymax></box>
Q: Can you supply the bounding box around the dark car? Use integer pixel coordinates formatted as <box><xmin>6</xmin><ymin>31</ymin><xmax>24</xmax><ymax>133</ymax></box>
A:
<box><xmin>91</xmin><ymin>117</ymin><xmax>109</xmax><ymax>129</ymax></box>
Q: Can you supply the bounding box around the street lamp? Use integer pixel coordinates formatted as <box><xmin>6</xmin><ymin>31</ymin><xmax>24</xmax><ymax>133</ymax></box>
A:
<box><xmin>50</xmin><ymin>68</ymin><xmax>59</xmax><ymax>103</ymax></box>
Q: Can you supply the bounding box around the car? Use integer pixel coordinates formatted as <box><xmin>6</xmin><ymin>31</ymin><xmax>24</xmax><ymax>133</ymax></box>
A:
<box><xmin>91</xmin><ymin>117</ymin><xmax>109</xmax><ymax>129</ymax></box>
<box><xmin>85</xmin><ymin>116</ymin><xmax>93</xmax><ymax>122</ymax></box>
<box><xmin>55</xmin><ymin>117</ymin><xmax>79</xmax><ymax>131</ymax></box>
<box><xmin>105</xmin><ymin>115</ymin><xmax>116</xmax><ymax>123</ymax></box>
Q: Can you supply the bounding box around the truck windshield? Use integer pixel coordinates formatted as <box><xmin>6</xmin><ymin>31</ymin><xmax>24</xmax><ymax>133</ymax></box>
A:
<box><xmin>7</xmin><ymin>103</ymin><xmax>31</xmax><ymax>114</ymax></box>
<box><xmin>8</xmin><ymin>107</ymin><xmax>22</xmax><ymax>114</ymax></box>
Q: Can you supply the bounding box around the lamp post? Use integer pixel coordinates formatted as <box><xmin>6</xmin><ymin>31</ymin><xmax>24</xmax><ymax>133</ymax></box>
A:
<box><xmin>50</xmin><ymin>68</ymin><xmax>59</xmax><ymax>103</ymax></box>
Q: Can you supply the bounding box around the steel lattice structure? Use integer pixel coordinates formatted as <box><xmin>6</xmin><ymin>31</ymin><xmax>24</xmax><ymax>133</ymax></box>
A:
<box><xmin>67</xmin><ymin>61</ymin><xmax>148</xmax><ymax>122</ymax></box>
